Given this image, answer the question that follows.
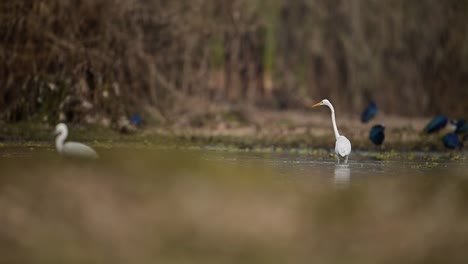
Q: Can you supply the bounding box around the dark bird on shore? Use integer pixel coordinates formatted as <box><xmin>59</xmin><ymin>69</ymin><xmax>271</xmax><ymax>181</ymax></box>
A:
<box><xmin>369</xmin><ymin>124</ymin><xmax>385</xmax><ymax>146</ymax></box>
<box><xmin>442</xmin><ymin>133</ymin><xmax>462</xmax><ymax>149</ymax></box>
<box><xmin>361</xmin><ymin>102</ymin><xmax>377</xmax><ymax>123</ymax></box>
<box><xmin>423</xmin><ymin>115</ymin><xmax>448</xmax><ymax>134</ymax></box>
<box><xmin>451</xmin><ymin>119</ymin><xmax>468</xmax><ymax>134</ymax></box>
<box><xmin>130</xmin><ymin>114</ymin><xmax>143</xmax><ymax>126</ymax></box>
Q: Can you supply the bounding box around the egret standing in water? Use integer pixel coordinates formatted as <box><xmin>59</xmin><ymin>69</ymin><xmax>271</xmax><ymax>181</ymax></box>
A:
<box><xmin>54</xmin><ymin>123</ymin><xmax>99</xmax><ymax>159</ymax></box>
<box><xmin>312</xmin><ymin>99</ymin><xmax>351</xmax><ymax>164</ymax></box>
<box><xmin>369</xmin><ymin>124</ymin><xmax>385</xmax><ymax>146</ymax></box>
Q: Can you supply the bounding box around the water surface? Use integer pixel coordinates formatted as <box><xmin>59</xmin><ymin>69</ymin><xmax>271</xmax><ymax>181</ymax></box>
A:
<box><xmin>0</xmin><ymin>146</ymin><xmax>467</xmax><ymax>263</ymax></box>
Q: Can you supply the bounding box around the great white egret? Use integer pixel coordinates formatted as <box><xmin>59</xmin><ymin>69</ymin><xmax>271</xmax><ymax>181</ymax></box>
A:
<box><xmin>361</xmin><ymin>102</ymin><xmax>377</xmax><ymax>123</ymax></box>
<box><xmin>369</xmin><ymin>124</ymin><xmax>385</xmax><ymax>146</ymax></box>
<box><xmin>54</xmin><ymin>123</ymin><xmax>99</xmax><ymax>159</ymax></box>
<box><xmin>312</xmin><ymin>99</ymin><xmax>351</xmax><ymax>163</ymax></box>
<box><xmin>424</xmin><ymin>115</ymin><xmax>448</xmax><ymax>133</ymax></box>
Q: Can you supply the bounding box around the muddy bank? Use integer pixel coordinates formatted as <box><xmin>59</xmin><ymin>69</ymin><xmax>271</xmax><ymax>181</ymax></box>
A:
<box><xmin>0</xmin><ymin>109</ymin><xmax>465</xmax><ymax>155</ymax></box>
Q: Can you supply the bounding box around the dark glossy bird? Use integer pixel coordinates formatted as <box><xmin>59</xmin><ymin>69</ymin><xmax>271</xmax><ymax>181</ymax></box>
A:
<box><xmin>361</xmin><ymin>102</ymin><xmax>377</xmax><ymax>123</ymax></box>
<box><xmin>451</xmin><ymin>119</ymin><xmax>468</xmax><ymax>134</ymax></box>
<box><xmin>369</xmin><ymin>124</ymin><xmax>385</xmax><ymax>146</ymax></box>
<box><xmin>130</xmin><ymin>114</ymin><xmax>143</xmax><ymax>126</ymax></box>
<box><xmin>442</xmin><ymin>133</ymin><xmax>462</xmax><ymax>149</ymax></box>
<box><xmin>423</xmin><ymin>115</ymin><xmax>448</xmax><ymax>134</ymax></box>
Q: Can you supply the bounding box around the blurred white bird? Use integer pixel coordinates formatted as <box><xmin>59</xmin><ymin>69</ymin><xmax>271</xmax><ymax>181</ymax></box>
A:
<box><xmin>312</xmin><ymin>99</ymin><xmax>352</xmax><ymax>163</ymax></box>
<box><xmin>54</xmin><ymin>123</ymin><xmax>98</xmax><ymax>159</ymax></box>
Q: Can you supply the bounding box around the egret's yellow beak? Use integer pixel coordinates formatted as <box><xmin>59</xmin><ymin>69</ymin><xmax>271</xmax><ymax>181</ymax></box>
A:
<box><xmin>312</xmin><ymin>102</ymin><xmax>322</xmax><ymax>108</ymax></box>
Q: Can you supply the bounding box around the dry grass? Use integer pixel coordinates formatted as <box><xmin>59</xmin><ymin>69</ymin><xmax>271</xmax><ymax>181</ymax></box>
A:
<box><xmin>1</xmin><ymin>0</ymin><xmax>467</xmax><ymax>125</ymax></box>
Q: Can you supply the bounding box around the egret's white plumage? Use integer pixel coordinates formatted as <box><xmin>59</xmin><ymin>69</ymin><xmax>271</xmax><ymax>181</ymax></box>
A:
<box><xmin>54</xmin><ymin>123</ymin><xmax>98</xmax><ymax>159</ymax></box>
<box><xmin>312</xmin><ymin>99</ymin><xmax>352</xmax><ymax>163</ymax></box>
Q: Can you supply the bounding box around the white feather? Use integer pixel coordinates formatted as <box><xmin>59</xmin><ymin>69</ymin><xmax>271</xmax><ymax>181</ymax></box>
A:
<box><xmin>54</xmin><ymin>123</ymin><xmax>98</xmax><ymax>159</ymax></box>
<box><xmin>313</xmin><ymin>99</ymin><xmax>352</xmax><ymax>163</ymax></box>
<box><xmin>335</xmin><ymin>136</ymin><xmax>351</xmax><ymax>157</ymax></box>
<box><xmin>62</xmin><ymin>142</ymin><xmax>99</xmax><ymax>159</ymax></box>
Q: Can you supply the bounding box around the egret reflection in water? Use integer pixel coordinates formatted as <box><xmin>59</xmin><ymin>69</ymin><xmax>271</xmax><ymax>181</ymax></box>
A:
<box><xmin>334</xmin><ymin>164</ymin><xmax>351</xmax><ymax>187</ymax></box>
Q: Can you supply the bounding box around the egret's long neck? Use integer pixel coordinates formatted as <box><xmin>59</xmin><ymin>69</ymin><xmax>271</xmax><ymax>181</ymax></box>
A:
<box><xmin>327</xmin><ymin>103</ymin><xmax>340</xmax><ymax>140</ymax></box>
<box><xmin>55</xmin><ymin>130</ymin><xmax>67</xmax><ymax>153</ymax></box>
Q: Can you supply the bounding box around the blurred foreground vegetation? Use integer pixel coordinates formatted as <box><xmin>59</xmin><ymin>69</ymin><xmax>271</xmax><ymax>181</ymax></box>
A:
<box><xmin>0</xmin><ymin>149</ymin><xmax>468</xmax><ymax>263</ymax></box>
<box><xmin>1</xmin><ymin>0</ymin><xmax>467</xmax><ymax>126</ymax></box>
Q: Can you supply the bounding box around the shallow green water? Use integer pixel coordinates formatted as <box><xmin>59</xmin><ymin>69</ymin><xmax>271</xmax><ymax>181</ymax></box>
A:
<box><xmin>0</xmin><ymin>147</ymin><xmax>467</xmax><ymax>263</ymax></box>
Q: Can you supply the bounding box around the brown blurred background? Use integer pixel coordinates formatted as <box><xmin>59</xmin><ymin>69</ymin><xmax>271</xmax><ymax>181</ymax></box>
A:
<box><xmin>1</xmin><ymin>0</ymin><xmax>467</xmax><ymax>124</ymax></box>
